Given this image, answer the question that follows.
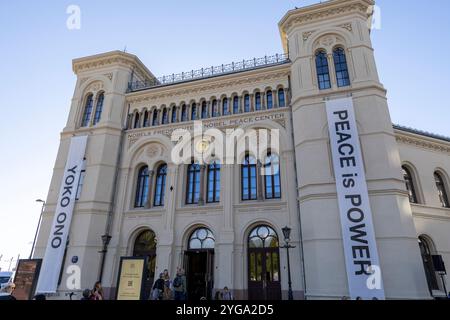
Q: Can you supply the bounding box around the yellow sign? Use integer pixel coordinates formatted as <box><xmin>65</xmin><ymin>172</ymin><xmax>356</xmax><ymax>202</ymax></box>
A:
<box><xmin>116</xmin><ymin>258</ymin><xmax>145</xmax><ymax>300</ymax></box>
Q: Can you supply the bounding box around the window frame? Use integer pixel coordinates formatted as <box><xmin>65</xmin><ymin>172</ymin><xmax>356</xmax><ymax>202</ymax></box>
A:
<box><xmin>93</xmin><ymin>92</ymin><xmax>104</xmax><ymax>125</ymax></box>
<box><xmin>81</xmin><ymin>94</ymin><xmax>94</xmax><ymax>127</ymax></box>
<box><xmin>264</xmin><ymin>152</ymin><xmax>281</xmax><ymax>200</ymax></box>
<box><xmin>315</xmin><ymin>50</ymin><xmax>332</xmax><ymax>90</ymax></box>
<box><xmin>153</xmin><ymin>164</ymin><xmax>167</xmax><ymax>207</ymax></box>
<box><xmin>186</xmin><ymin>162</ymin><xmax>201</xmax><ymax>205</ymax></box>
<box><xmin>333</xmin><ymin>47</ymin><xmax>351</xmax><ymax>87</ymax></box>
<box><xmin>241</xmin><ymin>154</ymin><xmax>257</xmax><ymax>201</ymax></box>
<box><xmin>134</xmin><ymin>166</ymin><xmax>150</xmax><ymax>208</ymax></box>
<box><xmin>206</xmin><ymin>161</ymin><xmax>221</xmax><ymax>203</ymax></box>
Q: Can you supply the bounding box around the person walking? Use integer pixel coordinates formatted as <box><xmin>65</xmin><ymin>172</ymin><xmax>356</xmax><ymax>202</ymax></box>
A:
<box><xmin>163</xmin><ymin>269</ymin><xmax>172</xmax><ymax>300</ymax></box>
<box><xmin>173</xmin><ymin>268</ymin><xmax>187</xmax><ymax>301</ymax></box>
<box><xmin>151</xmin><ymin>273</ymin><xmax>165</xmax><ymax>300</ymax></box>
<box><xmin>92</xmin><ymin>281</ymin><xmax>104</xmax><ymax>300</ymax></box>
<box><xmin>221</xmin><ymin>287</ymin><xmax>234</xmax><ymax>300</ymax></box>
<box><xmin>0</xmin><ymin>283</ymin><xmax>16</xmax><ymax>300</ymax></box>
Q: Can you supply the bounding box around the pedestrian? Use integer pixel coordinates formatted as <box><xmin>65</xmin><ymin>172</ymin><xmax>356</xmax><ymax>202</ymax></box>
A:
<box><xmin>92</xmin><ymin>281</ymin><xmax>104</xmax><ymax>300</ymax></box>
<box><xmin>80</xmin><ymin>289</ymin><xmax>92</xmax><ymax>300</ymax></box>
<box><xmin>0</xmin><ymin>283</ymin><xmax>16</xmax><ymax>300</ymax></box>
<box><xmin>356</xmin><ymin>296</ymin><xmax>363</xmax><ymax>300</ymax></box>
<box><xmin>33</xmin><ymin>294</ymin><xmax>46</xmax><ymax>300</ymax></box>
<box><xmin>163</xmin><ymin>269</ymin><xmax>172</xmax><ymax>300</ymax></box>
<box><xmin>215</xmin><ymin>290</ymin><xmax>222</xmax><ymax>300</ymax></box>
<box><xmin>151</xmin><ymin>273</ymin><xmax>165</xmax><ymax>300</ymax></box>
<box><xmin>173</xmin><ymin>268</ymin><xmax>187</xmax><ymax>301</ymax></box>
<box><xmin>221</xmin><ymin>287</ymin><xmax>234</xmax><ymax>300</ymax></box>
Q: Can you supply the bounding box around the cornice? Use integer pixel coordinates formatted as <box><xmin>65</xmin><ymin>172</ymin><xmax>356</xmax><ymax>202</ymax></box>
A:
<box><xmin>395</xmin><ymin>129</ymin><xmax>450</xmax><ymax>155</ymax></box>
<box><xmin>125</xmin><ymin>65</ymin><xmax>291</xmax><ymax>104</ymax></box>
<box><xmin>279</xmin><ymin>0</ymin><xmax>374</xmax><ymax>42</ymax></box>
<box><xmin>72</xmin><ymin>50</ymin><xmax>155</xmax><ymax>81</ymax></box>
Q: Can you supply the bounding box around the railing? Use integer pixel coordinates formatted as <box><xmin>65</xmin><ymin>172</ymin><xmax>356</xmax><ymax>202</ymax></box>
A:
<box><xmin>127</xmin><ymin>53</ymin><xmax>289</xmax><ymax>92</ymax></box>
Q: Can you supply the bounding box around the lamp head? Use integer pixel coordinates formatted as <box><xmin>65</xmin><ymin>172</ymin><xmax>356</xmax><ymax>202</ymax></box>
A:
<box><xmin>282</xmin><ymin>226</ymin><xmax>291</xmax><ymax>242</ymax></box>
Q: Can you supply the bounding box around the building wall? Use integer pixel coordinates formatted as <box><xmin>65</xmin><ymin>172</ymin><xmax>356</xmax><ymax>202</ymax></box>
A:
<box><xmin>33</xmin><ymin>0</ymin><xmax>450</xmax><ymax>300</ymax></box>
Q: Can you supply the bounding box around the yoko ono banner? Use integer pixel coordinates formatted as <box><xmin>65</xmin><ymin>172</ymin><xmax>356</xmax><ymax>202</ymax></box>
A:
<box><xmin>36</xmin><ymin>135</ymin><xmax>88</xmax><ymax>294</ymax></box>
<box><xmin>326</xmin><ymin>97</ymin><xmax>385</xmax><ymax>300</ymax></box>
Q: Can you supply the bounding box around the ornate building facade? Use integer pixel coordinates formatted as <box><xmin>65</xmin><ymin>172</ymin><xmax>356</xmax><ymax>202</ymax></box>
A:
<box><xmin>34</xmin><ymin>0</ymin><xmax>450</xmax><ymax>300</ymax></box>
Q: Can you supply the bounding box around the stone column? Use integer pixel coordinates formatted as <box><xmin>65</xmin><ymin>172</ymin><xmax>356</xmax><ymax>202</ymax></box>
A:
<box><xmin>256</xmin><ymin>160</ymin><xmax>264</xmax><ymax>200</ymax></box>
<box><xmin>198</xmin><ymin>164</ymin><xmax>206</xmax><ymax>205</ymax></box>
<box><xmin>249</xmin><ymin>93</ymin><xmax>254</xmax><ymax>112</ymax></box>
<box><xmin>273</xmin><ymin>90</ymin><xmax>278</xmax><ymax>108</ymax></box>
<box><xmin>146</xmin><ymin>170</ymin><xmax>155</xmax><ymax>208</ymax></box>
<box><xmin>327</xmin><ymin>53</ymin><xmax>337</xmax><ymax>90</ymax></box>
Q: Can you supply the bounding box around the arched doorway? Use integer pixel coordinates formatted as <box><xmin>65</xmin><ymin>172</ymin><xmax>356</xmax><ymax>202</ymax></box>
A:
<box><xmin>184</xmin><ymin>227</ymin><xmax>215</xmax><ymax>300</ymax></box>
<box><xmin>418</xmin><ymin>235</ymin><xmax>440</xmax><ymax>294</ymax></box>
<box><xmin>247</xmin><ymin>225</ymin><xmax>281</xmax><ymax>300</ymax></box>
<box><xmin>133</xmin><ymin>229</ymin><xmax>157</xmax><ymax>300</ymax></box>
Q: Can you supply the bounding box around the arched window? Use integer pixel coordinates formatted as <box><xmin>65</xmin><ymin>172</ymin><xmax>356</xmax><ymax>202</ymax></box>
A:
<box><xmin>233</xmin><ymin>96</ymin><xmax>239</xmax><ymax>114</ymax></box>
<box><xmin>212</xmin><ymin>99</ymin><xmax>218</xmax><ymax>117</ymax></box>
<box><xmin>202</xmin><ymin>101</ymin><xmax>208</xmax><ymax>119</ymax></box>
<box><xmin>247</xmin><ymin>225</ymin><xmax>281</xmax><ymax>299</ymax></box>
<box><xmin>152</xmin><ymin>110</ymin><xmax>158</xmax><ymax>126</ymax></box>
<box><xmin>154</xmin><ymin>164</ymin><xmax>167</xmax><ymax>207</ymax></box>
<box><xmin>162</xmin><ymin>108</ymin><xmax>168</xmax><ymax>124</ymax></box>
<box><xmin>81</xmin><ymin>94</ymin><xmax>94</xmax><ymax>127</ymax></box>
<box><xmin>278</xmin><ymin>89</ymin><xmax>286</xmax><ymax>107</ymax></box>
<box><xmin>135</xmin><ymin>166</ymin><xmax>149</xmax><ymax>208</ymax></box>
<box><xmin>241</xmin><ymin>154</ymin><xmax>257</xmax><ymax>201</ymax></box>
<box><xmin>315</xmin><ymin>50</ymin><xmax>331</xmax><ymax>90</ymax></box>
<box><xmin>207</xmin><ymin>161</ymin><xmax>221</xmax><ymax>203</ymax></box>
<box><xmin>434</xmin><ymin>172</ymin><xmax>449</xmax><ymax>208</ymax></box>
<box><xmin>181</xmin><ymin>104</ymin><xmax>187</xmax><ymax>122</ymax></box>
<box><xmin>266</xmin><ymin>91</ymin><xmax>273</xmax><ymax>109</ymax></box>
<box><xmin>418</xmin><ymin>236</ymin><xmax>439</xmax><ymax>292</ymax></box>
<box><xmin>222</xmin><ymin>98</ymin><xmax>229</xmax><ymax>115</ymax></box>
<box><xmin>402</xmin><ymin>166</ymin><xmax>418</xmax><ymax>204</ymax></box>
<box><xmin>244</xmin><ymin>94</ymin><xmax>250</xmax><ymax>113</ymax></box>
<box><xmin>93</xmin><ymin>92</ymin><xmax>104</xmax><ymax>125</ymax></box>
<box><xmin>264</xmin><ymin>152</ymin><xmax>281</xmax><ymax>199</ymax></box>
<box><xmin>133</xmin><ymin>112</ymin><xmax>140</xmax><ymax>129</ymax></box>
<box><xmin>186</xmin><ymin>161</ymin><xmax>201</xmax><ymax>204</ymax></box>
<box><xmin>171</xmin><ymin>106</ymin><xmax>177</xmax><ymax>123</ymax></box>
<box><xmin>133</xmin><ymin>229</ymin><xmax>157</xmax><ymax>300</ymax></box>
<box><xmin>181</xmin><ymin>104</ymin><xmax>187</xmax><ymax>121</ymax></box>
<box><xmin>333</xmin><ymin>47</ymin><xmax>350</xmax><ymax>87</ymax></box>
<box><xmin>133</xmin><ymin>229</ymin><xmax>157</xmax><ymax>255</ymax></box>
<box><xmin>188</xmin><ymin>227</ymin><xmax>215</xmax><ymax>249</ymax></box>
<box><xmin>255</xmin><ymin>93</ymin><xmax>261</xmax><ymax>111</ymax></box>
<box><xmin>248</xmin><ymin>225</ymin><xmax>279</xmax><ymax>248</ymax></box>
<box><xmin>191</xmin><ymin>103</ymin><xmax>197</xmax><ymax>120</ymax></box>
<box><xmin>143</xmin><ymin>110</ymin><xmax>150</xmax><ymax>127</ymax></box>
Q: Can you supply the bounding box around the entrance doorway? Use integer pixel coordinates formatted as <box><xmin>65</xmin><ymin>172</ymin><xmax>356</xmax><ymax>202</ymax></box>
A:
<box><xmin>247</xmin><ymin>225</ymin><xmax>281</xmax><ymax>300</ymax></box>
<box><xmin>184</xmin><ymin>227</ymin><xmax>215</xmax><ymax>300</ymax></box>
<box><xmin>133</xmin><ymin>229</ymin><xmax>157</xmax><ymax>300</ymax></box>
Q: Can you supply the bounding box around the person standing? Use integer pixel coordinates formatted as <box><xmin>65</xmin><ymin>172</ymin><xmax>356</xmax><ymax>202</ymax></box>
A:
<box><xmin>0</xmin><ymin>283</ymin><xmax>16</xmax><ymax>300</ymax></box>
<box><xmin>173</xmin><ymin>268</ymin><xmax>187</xmax><ymax>301</ymax></box>
<box><xmin>163</xmin><ymin>269</ymin><xmax>172</xmax><ymax>300</ymax></box>
<box><xmin>151</xmin><ymin>273</ymin><xmax>165</xmax><ymax>300</ymax></box>
<box><xmin>92</xmin><ymin>281</ymin><xmax>104</xmax><ymax>300</ymax></box>
<box><xmin>221</xmin><ymin>287</ymin><xmax>234</xmax><ymax>300</ymax></box>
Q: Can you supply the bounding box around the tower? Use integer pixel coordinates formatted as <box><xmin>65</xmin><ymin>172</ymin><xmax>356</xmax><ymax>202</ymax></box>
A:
<box><xmin>279</xmin><ymin>0</ymin><xmax>430</xmax><ymax>299</ymax></box>
<box><xmin>33</xmin><ymin>51</ymin><xmax>155</xmax><ymax>295</ymax></box>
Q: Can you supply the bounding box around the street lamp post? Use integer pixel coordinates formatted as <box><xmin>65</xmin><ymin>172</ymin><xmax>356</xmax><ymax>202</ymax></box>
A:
<box><xmin>98</xmin><ymin>234</ymin><xmax>112</xmax><ymax>282</ymax></box>
<box><xmin>281</xmin><ymin>226</ymin><xmax>295</xmax><ymax>300</ymax></box>
<box><xmin>30</xmin><ymin>199</ymin><xmax>46</xmax><ymax>259</ymax></box>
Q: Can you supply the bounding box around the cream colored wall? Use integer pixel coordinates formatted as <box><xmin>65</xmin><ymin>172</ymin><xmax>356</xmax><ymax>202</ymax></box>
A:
<box><xmin>396</xmin><ymin>132</ymin><xmax>450</xmax><ymax>294</ymax></box>
<box><xmin>280</xmin><ymin>0</ymin><xmax>430</xmax><ymax>299</ymax></box>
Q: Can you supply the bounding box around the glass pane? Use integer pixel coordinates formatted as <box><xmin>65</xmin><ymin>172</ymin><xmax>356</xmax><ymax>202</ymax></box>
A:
<box><xmin>249</xmin><ymin>237</ymin><xmax>263</xmax><ymax>248</ymax></box>
<box><xmin>203</xmin><ymin>238</ymin><xmax>215</xmax><ymax>249</ymax></box>
<box><xmin>250</xmin><ymin>253</ymin><xmax>256</xmax><ymax>281</ymax></box>
<box><xmin>266</xmin><ymin>252</ymin><xmax>272</xmax><ymax>281</ymax></box>
<box><xmin>189</xmin><ymin>239</ymin><xmax>202</xmax><ymax>249</ymax></box>
<box><xmin>257</xmin><ymin>226</ymin><xmax>270</xmax><ymax>239</ymax></box>
<box><xmin>272</xmin><ymin>253</ymin><xmax>279</xmax><ymax>281</ymax></box>
<box><xmin>256</xmin><ymin>253</ymin><xmax>262</xmax><ymax>281</ymax></box>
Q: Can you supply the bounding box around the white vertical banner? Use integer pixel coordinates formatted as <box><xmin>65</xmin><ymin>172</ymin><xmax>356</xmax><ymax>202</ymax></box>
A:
<box><xmin>36</xmin><ymin>135</ymin><xmax>88</xmax><ymax>293</ymax></box>
<box><xmin>326</xmin><ymin>97</ymin><xmax>385</xmax><ymax>300</ymax></box>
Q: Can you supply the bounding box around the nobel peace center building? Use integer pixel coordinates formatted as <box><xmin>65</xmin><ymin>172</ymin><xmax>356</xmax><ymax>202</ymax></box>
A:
<box><xmin>33</xmin><ymin>0</ymin><xmax>450</xmax><ymax>300</ymax></box>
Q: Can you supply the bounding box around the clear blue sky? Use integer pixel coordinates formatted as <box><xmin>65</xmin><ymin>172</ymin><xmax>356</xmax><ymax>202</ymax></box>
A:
<box><xmin>0</xmin><ymin>0</ymin><xmax>449</xmax><ymax>270</ymax></box>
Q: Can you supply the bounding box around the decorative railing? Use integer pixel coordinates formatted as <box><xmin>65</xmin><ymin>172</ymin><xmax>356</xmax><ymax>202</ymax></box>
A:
<box><xmin>127</xmin><ymin>53</ymin><xmax>289</xmax><ymax>92</ymax></box>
